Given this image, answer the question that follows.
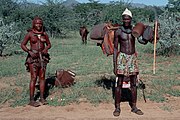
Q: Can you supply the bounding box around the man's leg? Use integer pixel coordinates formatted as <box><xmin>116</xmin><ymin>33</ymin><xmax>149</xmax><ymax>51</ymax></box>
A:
<box><xmin>113</xmin><ymin>75</ymin><xmax>124</xmax><ymax>116</ymax></box>
<box><xmin>130</xmin><ymin>75</ymin><xmax>143</xmax><ymax>115</ymax></box>
<box><xmin>28</xmin><ymin>64</ymin><xmax>40</xmax><ymax>107</ymax></box>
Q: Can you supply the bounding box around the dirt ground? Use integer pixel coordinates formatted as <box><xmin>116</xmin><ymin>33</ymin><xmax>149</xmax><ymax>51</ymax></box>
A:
<box><xmin>0</xmin><ymin>98</ymin><xmax>180</xmax><ymax>120</ymax></box>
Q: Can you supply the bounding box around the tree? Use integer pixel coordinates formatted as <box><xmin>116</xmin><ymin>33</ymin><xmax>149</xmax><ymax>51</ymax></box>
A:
<box><xmin>0</xmin><ymin>0</ymin><xmax>20</xmax><ymax>24</ymax></box>
<box><xmin>73</xmin><ymin>1</ymin><xmax>105</xmax><ymax>27</ymax></box>
<box><xmin>38</xmin><ymin>2</ymin><xmax>77</xmax><ymax>37</ymax></box>
<box><xmin>102</xmin><ymin>0</ymin><xmax>135</xmax><ymax>25</ymax></box>
<box><xmin>0</xmin><ymin>18</ymin><xmax>21</xmax><ymax>56</ymax></box>
<box><xmin>166</xmin><ymin>0</ymin><xmax>180</xmax><ymax>12</ymax></box>
<box><xmin>157</xmin><ymin>10</ymin><xmax>180</xmax><ymax>56</ymax></box>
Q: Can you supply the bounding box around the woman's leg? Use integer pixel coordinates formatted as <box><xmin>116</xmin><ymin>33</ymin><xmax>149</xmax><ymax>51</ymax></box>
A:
<box><xmin>28</xmin><ymin>64</ymin><xmax>40</xmax><ymax>107</ymax></box>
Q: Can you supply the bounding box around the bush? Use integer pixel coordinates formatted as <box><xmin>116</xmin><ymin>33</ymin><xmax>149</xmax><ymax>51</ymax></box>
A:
<box><xmin>0</xmin><ymin>18</ymin><xmax>21</xmax><ymax>56</ymax></box>
<box><xmin>157</xmin><ymin>10</ymin><xmax>180</xmax><ymax>56</ymax></box>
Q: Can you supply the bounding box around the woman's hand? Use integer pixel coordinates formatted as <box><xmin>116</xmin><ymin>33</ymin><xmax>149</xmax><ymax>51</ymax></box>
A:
<box><xmin>42</xmin><ymin>49</ymin><xmax>48</xmax><ymax>54</ymax></box>
<box><xmin>28</xmin><ymin>51</ymin><xmax>37</xmax><ymax>58</ymax></box>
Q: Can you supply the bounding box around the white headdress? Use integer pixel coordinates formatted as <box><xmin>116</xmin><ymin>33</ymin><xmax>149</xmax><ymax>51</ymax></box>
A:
<box><xmin>122</xmin><ymin>8</ymin><xmax>132</xmax><ymax>18</ymax></box>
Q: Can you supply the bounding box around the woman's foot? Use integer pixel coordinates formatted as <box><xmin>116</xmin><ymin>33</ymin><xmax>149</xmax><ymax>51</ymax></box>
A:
<box><xmin>39</xmin><ymin>98</ymin><xmax>48</xmax><ymax>105</ymax></box>
<box><xmin>28</xmin><ymin>100</ymin><xmax>40</xmax><ymax>107</ymax></box>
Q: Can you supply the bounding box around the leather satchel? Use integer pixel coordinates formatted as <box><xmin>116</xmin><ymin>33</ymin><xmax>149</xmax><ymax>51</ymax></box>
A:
<box><xmin>55</xmin><ymin>69</ymin><xmax>76</xmax><ymax>87</ymax></box>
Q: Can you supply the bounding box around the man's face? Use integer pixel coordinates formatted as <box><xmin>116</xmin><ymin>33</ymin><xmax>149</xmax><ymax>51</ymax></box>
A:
<box><xmin>122</xmin><ymin>15</ymin><xmax>132</xmax><ymax>27</ymax></box>
<box><xmin>34</xmin><ymin>19</ymin><xmax>43</xmax><ymax>32</ymax></box>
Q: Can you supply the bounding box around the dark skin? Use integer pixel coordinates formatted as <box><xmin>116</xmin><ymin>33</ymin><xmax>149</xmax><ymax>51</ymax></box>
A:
<box><xmin>114</xmin><ymin>15</ymin><xmax>135</xmax><ymax>56</ymax></box>
<box><xmin>113</xmin><ymin>15</ymin><xmax>143</xmax><ymax>116</ymax></box>
<box><xmin>21</xmin><ymin>18</ymin><xmax>51</xmax><ymax>106</ymax></box>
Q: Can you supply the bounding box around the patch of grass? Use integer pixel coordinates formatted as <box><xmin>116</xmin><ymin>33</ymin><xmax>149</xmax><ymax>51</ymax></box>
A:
<box><xmin>167</xmin><ymin>89</ymin><xmax>180</xmax><ymax>97</ymax></box>
<box><xmin>85</xmin><ymin>88</ymin><xmax>112</xmax><ymax>105</ymax></box>
<box><xmin>47</xmin><ymin>97</ymin><xmax>62</xmax><ymax>106</ymax></box>
<box><xmin>0</xmin><ymin>54</ymin><xmax>25</xmax><ymax>77</ymax></box>
<box><xmin>0</xmin><ymin>88</ymin><xmax>17</xmax><ymax>105</ymax></box>
<box><xmin>159</xmin><ymin>104</ymin><xmax>172</xmax><ymax>112</ymax></box>
<box><xmin>11</xmin><ymin>88</ymin><xmax>29</xmax><ymax>107</ymax></box>
<box><xmin>146</xmin><ymin>79</ymin><xmax>180</xmax><ymax>102</ymax></box>
<box><xmin>50</xmin><ymin>79</ymin><xmax>113</xmax><ymax>106</ymax></box>
<box><xmin>147</xmin><ymin>91</ymin><xmax>166</xmax><ymax>103</ymax></box>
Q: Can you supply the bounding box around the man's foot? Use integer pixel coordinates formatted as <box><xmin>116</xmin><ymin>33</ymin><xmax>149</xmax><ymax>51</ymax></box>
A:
<box><xmin>131</xmin><ymin>108</ymin><xmax>144</xmax><ymax>115</ymax></box>
<box><xmin>39</xmin><ymin>98</ymin><xmax>48</xmax><ymax>105</ymax></box>
<box><xmin>28</xmin><ymin>101</ymin><xmax>40</xmax><ymax>107</ymax></box>
<box><xmin>113</xmin><ymin>108</ymin><xmax>121</xmax><ymax>116</ymax></box>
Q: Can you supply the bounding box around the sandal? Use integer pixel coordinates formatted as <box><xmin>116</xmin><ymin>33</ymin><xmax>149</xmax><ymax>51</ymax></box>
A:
<box><xmin>39</xmin><ymin>99</ymin><xmax>48</xmax><ymax>105</ymax></box>
<box><xmin>131</xmin><ymin>108</ymin><xmax>144</xmax><ymax>115</ymax></box>
<box><xmin>28</xmin><ymin>101</ymin><xmax>40</xmax><ymax>107</ymax></box>
<box><xmin>113</xmin><ymin>108</ymin><xmax>121</xmax><ymax>116</ymax></box>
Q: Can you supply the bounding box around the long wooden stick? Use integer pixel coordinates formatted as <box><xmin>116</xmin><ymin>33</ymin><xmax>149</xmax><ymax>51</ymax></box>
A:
<box><xmin>153</xmin><ymin>20</ymin><xmax>158</xmax><ymax>74</ymax></box>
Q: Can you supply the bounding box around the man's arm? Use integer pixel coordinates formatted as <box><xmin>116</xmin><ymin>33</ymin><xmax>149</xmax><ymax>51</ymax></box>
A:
<box><xmin>113</xmin><ymin>30</ymin><xmax>119</xmax><ymax>74</ymax></box>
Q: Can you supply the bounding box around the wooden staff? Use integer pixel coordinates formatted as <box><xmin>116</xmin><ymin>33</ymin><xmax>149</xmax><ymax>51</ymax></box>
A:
<box><xmin>153</xmin><ymin>20</ymin><xmax>158</xmax><ymax>74</ymax></box>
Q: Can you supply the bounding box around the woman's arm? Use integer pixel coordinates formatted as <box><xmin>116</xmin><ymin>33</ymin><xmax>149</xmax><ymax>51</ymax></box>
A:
<box><xmin>21</xmin><ymin>33</ymin><xmax>30</xmax><ymax>52</ymax></box>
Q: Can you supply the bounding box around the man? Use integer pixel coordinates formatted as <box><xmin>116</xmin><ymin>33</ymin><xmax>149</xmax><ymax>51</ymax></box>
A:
<box><xmin>21</xmin><ymin>17</ymin><xmax>51</xmax><ymax>107</ymax></box>
<box><xmin>113</xmin><ymin>8</ymin><xmax>144</xmax><ymax>116</ymax></box>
